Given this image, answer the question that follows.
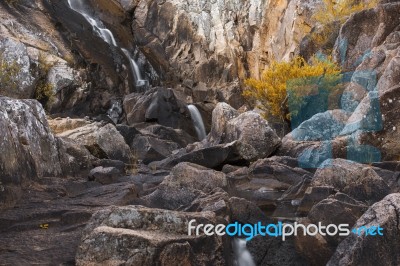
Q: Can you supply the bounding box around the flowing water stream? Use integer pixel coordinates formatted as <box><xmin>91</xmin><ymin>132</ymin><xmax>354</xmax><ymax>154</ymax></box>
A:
<box><xmin>188</xmin><ymin>104</ymin><xmax>207</xmax><ymax>141</ymax></box>
<box><xmin>67</xmin><ymin>0</ymin><xmax>147</xmax><ymax>87</ymax></box>
<box><xmin>233</xmin><ymin>238</ymin><xmax>256</xmax><ymax>266</ymax></box>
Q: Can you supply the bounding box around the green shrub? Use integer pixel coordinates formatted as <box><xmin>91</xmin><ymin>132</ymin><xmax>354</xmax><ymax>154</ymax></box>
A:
<box><xmin>34</xmin><ymin>53</ymin><xmax>55</xmax><ymax>107</ymax></box>
<box><xmin>0</xmin><ymin>53</ymin><xmax>21</xmax><ymax>95</ymax></box>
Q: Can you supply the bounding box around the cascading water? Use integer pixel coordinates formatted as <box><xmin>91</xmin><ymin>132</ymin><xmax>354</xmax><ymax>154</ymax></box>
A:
<box><xmin>233</xmin><ymin>238</ymin><xmax>256</xmax><ymax>266</ymax></box>
<box><xmin>188</xmin><ymin>104</ymin><xmax>207</xmax><ymax>141</ymax></box>
<box><xmin>67</xmin><ymin>0</ymin><xmax>147</xmax><ymax>87</ymax></box>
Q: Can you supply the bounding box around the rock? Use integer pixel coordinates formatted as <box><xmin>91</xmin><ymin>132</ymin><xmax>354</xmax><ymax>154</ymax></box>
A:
<box><xmin>249</xmin><ymin>156</ymin><xmax>311</xmax><ymax>186</ymax></box>
<box><xmin>163</xmin><ymin>163</ymin><xmax>227</xmax><ymax>193</ymax></box>
<box><xmin>294</xmin><ymin>218</ymin><xmax>335</xmax><ymax>266</ymax></box>
<box><xmin>139</xmin><ymin>124</ymin><xmax>196</xmax><ymax>148</ymax></box>
<box><xmin>123</xmin><ymin>87</ymin><xmax>196</xmax><ymax>137</ymax></box>
<box><xmin>328</xmin><ymin>193</ymin><xmax>400</xmax><ymax>266</ymax></box>
<box><xmin>184</xmin><ymin>189</ymin><xmax>229</xmax><ymax>215</ymax></box>
<box><xmin>92</xmin><ymin>159</ymin><xmax>126</xmax><ymax>174</ymax></box>
<box><xmin>290</xmin><ymin>110</ymin><xmax>351</xmax><ymax>141</ymax></box>
<box><xmin>0</xmin><ymin>98</ymin><xmax>62</xmax><ymax>194</ymax></box>
<box><xmin>312</xmin><ymin>159</ymin><xmax>390</xmax><ymax>204</ymax></box>
<box><xmin>150</xmin><ymin>141</ymin><xmax>244</xmax><ymax>170</ymax></box>
<box><xmin>192</xmin><ymin>82</ymin><xmax>217</xmax><ymax>103</ymax></box>
<box><xmin>142</xmin><ymin>163</ymin><xmax>228</xmax><ymax>210</ymax></box>
<box><xmin>132</xmin><ymin>0</ymin><xmax>317</xmax><ymax>85</ymax></box>
<box><xmin>88</xmin><ymin>166</ymin><xmax>121</xmax><ymax>185</ymax></box>
<box><xmin>297</xmin><ymin>186</ymin><xmax>335</xmax><ymax>215</ymax></box>
<box><xmin>225</xmin><ymin>111</ymin><xmax>281</xmax><ymax>161</ymax></box>
<box><xmin>76</xmin><ymin>206</ymin><xmax>227</xmax><ymax>265</ymax></box>
<box><xmin>278</xmin><ymin>137</ymin><xmax>348</xmax><ymax>168</ymax></box>
<box><xmin>48</xmin><ymin>117</ymin><xmax>91</xmax><ymax>134</ymax></box>
<box><xmin>333</xmin><ymin>3</ymin><xmax>400</xmax><ymax>72</ymax></box>
<box><xmin>344</xmin><ymin>85</ymin><xmax>400</xmax><ymax>161</ymax></box>
<box><xmin>295</xmin><ymin>193</ymin><xmax>368</xmax><ymax>265</ymax></box>
<box><xmin>57</xmin><ymin>137</ymin><xmax>95</xmax><ymax>177</ymax></box>
<box><xmin>208</xmin><ymin>102</ymin><xmax>239</xmax><ymax>144</ymax></box>
<box><xmin>58</xmin><ymin>122</ymin><xmax>132</xmax><ymax>163</ymax></box>
<box><xmin>0</xmin><ymin>37</ymin><xmax>36</xmax><ymax>98</ymax></box>
<box><xmin>130</xmin><ymin>135</ymin><xmax>180</xmax><ymax>164</ymax></box>
<box><xmin>142</xmin><ymin>184</ymin><xmax>201</xmax><ymax>210</ymax></box>
<box><xmin>215</xmin><ymin>82</ymin><xmax>245</xmax><ymax>110</ymax></box>
<box><xmin>248</xmin><ymin>235</ymin><xmax>308</xmax><ymax>266</ymax></box>
<box><xmin>115</xmin><ymin>124</ymin><xmax>141</xmax><ymax>146</ymax></box>
<box><xmin>228</xmin><ymin>197</ymin><xmax>267</xmax><ymax>224</ymax></box>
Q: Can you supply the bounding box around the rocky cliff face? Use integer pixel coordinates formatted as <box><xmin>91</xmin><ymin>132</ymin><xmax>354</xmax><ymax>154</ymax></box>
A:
<box><xmin>127</xmin><ymin>0</ymin><xmax>317</xmax><ymax>85</ymax></box>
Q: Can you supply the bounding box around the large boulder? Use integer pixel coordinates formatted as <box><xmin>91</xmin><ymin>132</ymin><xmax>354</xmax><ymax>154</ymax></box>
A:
<box><xmin>225</xmin><ymin>111</ymin><xmax>281</xmax><ymax>161</ymax></box>
<box><xmin>76</xmin><ymin>206</ymin><xmax>227</xmax><ymax>265</ymax></box>
<box><xmin>0</xmin><ymin>38</ymin><xmax>36</xmax><ymax>98</ymax></box>
<box><xmin>0</xmin><ymin>98</ymin><xmax>62</xmax><ymax>181</ymax></box>
<box><xmin>58</xmin><ymin>122</ymin><xmax>132</xmax><ymax>163</ymax></box>
<box><xmin>143</xmin><ymin>162</ymin><xmax>228</xmax><ymax>210</ymax></box>
<box><xmin>123</xmin><ymin>87</ymin><xmax>196</xmax><ymax>137</ymax></box>
<box><xmin>328</xmin><ymin>193</ymin><xmax>400</xmax><ymax>266</ymax></box>
<box><xmin>311</xmin><ymin>159</ymin><xmax>390</xmax><ymax>204</ymax></box>
<box><xmin>130</xmin><ymin>135</ymin><xmax>180</xmax><ymax>164</ymax></box>
<box><xmin>208</xmin><ymin>102</ymin><xmax>239</xmax><ymax>144</ymax></box>
<box><xmin>0</xmin><ymin>97</ymin><xmax>62</xmax><ymax>208</ymax></box>
<box><xmin>164</xmin><ymin>162</ymin><xmax>228</xmax><ymax>193</ymax></box>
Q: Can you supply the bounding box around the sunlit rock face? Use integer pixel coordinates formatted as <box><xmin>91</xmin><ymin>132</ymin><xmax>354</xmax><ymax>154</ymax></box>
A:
<box><xmin>124</xmin><ymin>0</ymin><xmax>317</xmax><ymax>85</ymax></box>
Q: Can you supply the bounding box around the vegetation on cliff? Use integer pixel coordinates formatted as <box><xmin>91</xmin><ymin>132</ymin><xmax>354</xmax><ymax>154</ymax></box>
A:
<box><xmin>244</xmin><ymin>56</ymin><xmax>342</xmax><ymax>124</ymax></box>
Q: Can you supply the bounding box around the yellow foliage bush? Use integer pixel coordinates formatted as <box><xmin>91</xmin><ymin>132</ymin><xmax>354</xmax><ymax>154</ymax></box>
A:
<box><xmin>244</xmin><ymin>56</ymin><xmax>342</xmax><ymax>123</ymax></box>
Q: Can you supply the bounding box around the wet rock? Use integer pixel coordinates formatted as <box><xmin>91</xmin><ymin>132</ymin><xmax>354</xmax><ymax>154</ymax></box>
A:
<box><xmin>76</xmin><ymin>206</ymin><xmax>227</xmax><ymax>266</ymax></box>
<box><xmin>249</xmin><ymin>156</ymin><xmax>311</xmax><ymax>186</ymax></box>
<box><xmin>225</xmin><ymin>111</ymin><xmax>281</xmax><ymax>161</ymax></box>
<box><xmin>143</xmin><ymin>163</ymin><xmax>228</xmax><ymax>210</ymax></box>
<box><xmin>88</xmin><ymin>166</ymin><xmax>121</xmax><ymax>185</ymax></box>
<box><xmin>297</xmin><ymin>186</ymin><xmax>335</xmax><ymax>215</ymax></box>
<box><xmin>139</xmin><ymin>124</ymin><xmax>196</xmax><ymax>148</ymax></box>
<box><xmin>150</xmin><ymin>141</ymin><xmax>242</xmax><ymax>170</ymax></box>
<box><xmin>123</xmin><ymin>87</ymin><xmax>195</xmax><ymax>137</ymax></box>
<box><xmin>130</xmin><ymin>135</ymin><xmax>180</xmax><ymax>164</ymax></box>
<box><xmin>228</xmin><ymin>197</ymin><xmax>267</xmax><ymax>224</ymax></box>
<box><xmin>328</xmin><ymin>193</ymin><xmax>400</xmax><ymax>266</ymax></box>
<box><xmin>248</xmin><ymin>235</ymin><xmax>309</xmax><ymax>266</ymax></box>
<box><xmin>58</xmin><ymin>122</ymin><xmax>131</xmax><ymax>163</ymax></box>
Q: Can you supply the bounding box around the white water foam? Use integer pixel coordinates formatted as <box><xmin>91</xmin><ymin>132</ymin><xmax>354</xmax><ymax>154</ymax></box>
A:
<box><xmin>188</xmin><ymin>104</ymin><xmax>207</xmax><ymax>141</ymax></box>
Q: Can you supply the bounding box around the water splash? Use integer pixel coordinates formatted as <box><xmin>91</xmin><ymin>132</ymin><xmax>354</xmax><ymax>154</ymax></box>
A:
<box><xmin>67</xmin><ymin>0</ymin><xmax>147</xmax><ymax>87</ymax></box>
<box><xmin>188</xmin><ymin>104</ymin><xmax>206</xmax><ymax>141</ymax></box>
<box><xmin>233</xmin><ymin>238</ymin><xmax>256</xmax><ymax>266</ymax></box>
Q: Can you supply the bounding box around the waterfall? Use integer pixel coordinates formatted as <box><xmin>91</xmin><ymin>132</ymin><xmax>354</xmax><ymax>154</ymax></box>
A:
<box><xmin>67</xmin><ymin>0</ymin><xmax>147</xmax><ymax>87</ymax></box>
<box><xmin>188</xmin><ymin>104</ymin><xmax>207</xmax><ymax>141</ymax></box>
<box><xmin>121</xmin><ymin>48</ymin><xmax>147</xmax><ymax>87</ymax></box>
<box><xmin>233</xmin><ymin>238</ymin><xmax>256</xmax><ymax>266</ymax></box>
